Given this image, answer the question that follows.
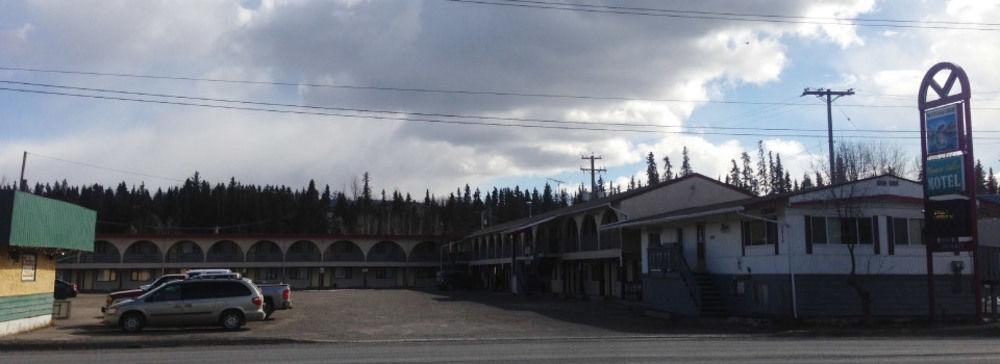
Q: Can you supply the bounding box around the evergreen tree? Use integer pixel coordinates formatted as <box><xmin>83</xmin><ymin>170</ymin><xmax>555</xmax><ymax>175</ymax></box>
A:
<box><xmin>801</xmin><ymin>173</ymin><xmax>814</xmax><ymax>190</ymax></box>
<box><xmin>740</xmin><ymin>152</ymin><xmax>757</xmax><ymax>195</ymax></box>
<box><xmin>989</xmin><ymin>168</ymin><xmax>998</xmax><ymax>194</ymax></box>
<box><xmin>728</xmin><ymin>160</ymin><xmax>741</xmax><ymax>190</ymax></box>
<box><xmin>681</xmin><ymin>146</ymin><xmax>693</xmax><ymax>176</ymax></box>
<box><xmin>975</xmin><ymin>160</ymin><xmax>987</xmax><ymax>193</ymax></box>
<box><xmin>645</xmin><ymin>152</ymin><xmax>659</xmax><ymax>185</ymax></box>
<box><xmin>756</xmin><ymin>141</ymin><xmax>769</xmax><ymax>195</ymax></box>
<box><xmin>662</xmin><ymin>156</ymin><xmax>674</xmax><ymax>181</ymax></box>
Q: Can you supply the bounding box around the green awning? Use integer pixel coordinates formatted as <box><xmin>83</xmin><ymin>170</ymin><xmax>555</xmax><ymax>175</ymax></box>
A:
<box><xmin>0</xmin><ymin>191</ymin><xmax>96</xmax><ymax>252</ymax></box>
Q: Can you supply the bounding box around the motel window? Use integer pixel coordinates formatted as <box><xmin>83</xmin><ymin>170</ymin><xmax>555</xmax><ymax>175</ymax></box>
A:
<box><xmin>744</xmin><ymin>220</ymin><xmax>777</xmax><ymax>246</ymax></box>
<box><xmin>96</xmin><ymin>269</ymin><xmax>118</xmax><ymax>282</ymax></box>
<box><xmin>892</xmin><ymin>218</ymin><xmax>925</xmax><ymax>245</ymax></box>
<box><xmin>130</xmin><ymin>270</ymin><xmax>152</xmax><ymax>282</ymax></box>
<box><xmin>817</xmin><ymin>217</ymin><xmax>874</xmax><ymax>245</ymax></box>
<box><xmin>809</xmin><ymin>217</ymin><xmax>828</xmax><ymax>244</ymax></box>
<box><xmin>335</xmin><ymin>267</ymin><xmax>352</xmax><ymax>279</ymax></box>
<box><xmin>288</xmin><ymin>268</ymin><xmax>305</xmax><ymax>280</ymax></box>
<box><xmin>375</xmin><ymin>268</ymin><xmax>396</xmax><ymax>279</ymax></box>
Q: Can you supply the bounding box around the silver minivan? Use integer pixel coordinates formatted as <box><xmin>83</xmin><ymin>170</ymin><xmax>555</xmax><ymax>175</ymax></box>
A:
<box><xmin>103</xmin><ymin>279</ymin><xmax>266</xmax><ymax>332</ymax></box>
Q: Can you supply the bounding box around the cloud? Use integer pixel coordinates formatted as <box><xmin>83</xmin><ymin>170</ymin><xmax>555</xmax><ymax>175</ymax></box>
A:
<box><xmin>0</xmin><ymin>0</ymin><xmax>876</xmax><ymax>194</ymax></box>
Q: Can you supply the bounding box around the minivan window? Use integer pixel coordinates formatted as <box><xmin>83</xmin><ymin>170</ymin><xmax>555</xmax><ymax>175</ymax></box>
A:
<box><xmin>181</xmin><ymin>281</ymin><xmax>216</xmax><ymax>300</ymax></box>
<box><xmin>147</xmin><ymin>283</ymin><xmax>182</xmax><ymax>302</ymax></box>
<box><xmin>217</xmin><ymin>282</ymin><xmax>252</xmax><ymax>297</ymax></box>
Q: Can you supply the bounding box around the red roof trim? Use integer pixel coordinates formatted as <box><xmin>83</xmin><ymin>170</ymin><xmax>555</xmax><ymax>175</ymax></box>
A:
<box><xmin>94</xmin><ymin>233</ymin><xmax>457</xmax><ymax>241</ymax></box>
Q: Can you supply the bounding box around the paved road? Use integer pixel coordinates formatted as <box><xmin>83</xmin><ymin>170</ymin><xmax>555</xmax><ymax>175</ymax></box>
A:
<box><xmin>7</xmin><ymin>337</ymin><xmax>1000</xmax><ymax>363</ymax></box>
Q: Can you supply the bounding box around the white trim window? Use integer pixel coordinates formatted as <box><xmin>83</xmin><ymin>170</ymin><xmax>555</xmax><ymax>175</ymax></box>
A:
<box><xmin>742</xmin><ymin>220</ymin><xmax>778</xmax><ymax>246</ymax></box>
<box><xmin>810</xmin><ymin>217</ymin><xmax>874</xmax><ymax>245</ymax></box>
<box><xmin>891</xmin><ymin>217</ymin><xmax>925</xmax><ymax>246</ymax></box>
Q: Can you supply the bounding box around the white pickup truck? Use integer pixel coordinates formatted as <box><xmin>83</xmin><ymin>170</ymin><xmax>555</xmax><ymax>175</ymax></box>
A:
<box><xmin>256</xmin><ymin>282</ymin><xmax>292</xmax><ymax>319</ymax></box>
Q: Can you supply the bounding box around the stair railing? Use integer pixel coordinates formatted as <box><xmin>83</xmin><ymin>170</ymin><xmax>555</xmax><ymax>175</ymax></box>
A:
<box><xmin>668</xmin><ymin>243</ymin><xmax>702</xmax><ymax>309</ymax></box>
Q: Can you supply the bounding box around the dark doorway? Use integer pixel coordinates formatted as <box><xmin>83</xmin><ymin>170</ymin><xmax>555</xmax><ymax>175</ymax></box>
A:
<box><xmin>696</xmin><ymin>223</ymin><xmax>706</xmax><ymax>272</ymax></box>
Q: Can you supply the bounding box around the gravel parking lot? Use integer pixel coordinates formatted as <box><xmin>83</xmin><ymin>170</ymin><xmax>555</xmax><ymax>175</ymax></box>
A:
<box><xmin>0</xmin><ymin>289</ymin><xmax>683</xmax><ymax>348</ymax></box>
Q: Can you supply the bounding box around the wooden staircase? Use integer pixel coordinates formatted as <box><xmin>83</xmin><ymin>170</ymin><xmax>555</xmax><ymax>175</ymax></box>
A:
<box><xmin>692</xmin><ymin>272</ymin><xmax>727</xmax><ymax>318</ymax></box>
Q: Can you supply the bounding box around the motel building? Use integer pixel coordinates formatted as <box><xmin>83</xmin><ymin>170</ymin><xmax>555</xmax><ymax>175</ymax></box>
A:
<box><xmin>1</xmin><ymin>191</ymin><xmax>96</xmax><ymax>336</ymax></box>
<box><xmin>55</xmin><ymin>235</ymin><xmax>448</xmax><ymax>291</ymax></box>
<box><xmin>603</xmin><ymin>174</ymin><xmax>1000</xmax><ymax>319</ymax></box>
<box><xmin>441</xmin><ymin>174</ymin><xmax>752</xmax><ymax>300</ymax></box>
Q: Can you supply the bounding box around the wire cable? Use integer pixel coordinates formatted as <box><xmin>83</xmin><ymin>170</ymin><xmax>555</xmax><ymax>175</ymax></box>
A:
<box><xmin>25</xmin><ymin>152</ymin><xmax>184</xmax><ymax>182</ymax></box>
<box><xmin>487</xmin><ymin>0</ymin><xmax>1000</xmax><ymax>27</ymax></box>
<box><xmin>6</xmin><ymin>80</ymin><xmax>1000</xmax><ymax>135</ymax></box>
<box><xmin>443</xmin><ymin>0</ymin><xmax>1000</xmax><ymax>31</ymax></box>
<box><xmin>4</xmin><ymin>85</ymin><xmax>976</xmax><ymax>140</ymax></box>
<box><xmin>8</xmin><ymin>66</ymin><xmax>1000</xmax><ymax>109</ymax></box>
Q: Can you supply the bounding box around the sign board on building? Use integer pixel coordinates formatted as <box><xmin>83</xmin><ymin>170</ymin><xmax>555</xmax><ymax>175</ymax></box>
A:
<box><xmin>21</xmin><ymin>253</ymin><xmax>36</xmax><ymax>281</ymax></box>
<box><xmin>925</xmin><ymin>104</ymin><xmax>961</xmax><ymax>155</ymax></box>
<box><xmin>925</xmin><ymin>199</ymin><xmax>973</xmax><ymax>238</ymax></box>
<box><xmin>926</xmin><ymin>155</ymin><xmax>966</xmax><ymax>197</ymax></box>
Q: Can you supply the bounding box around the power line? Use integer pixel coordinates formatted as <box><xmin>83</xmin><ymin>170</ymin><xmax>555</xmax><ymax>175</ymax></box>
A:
<box><xmin>6</xmin><ymin>66</ymin><xmax>1000</xmax><ymax>109</ymax></box>
<box><xmin>443</xmin><ymin>0</ymin><xmax>1000</xmax><ymax>31</ymax></box>
<box><xmin>7</xmin><ymin>80</ymin><xmax>1000</xmax><ymax>136</ymax></box>
<box><xmin>24</xmin><ymin>151</ymin><xmax>185</xmax><ymax>182</ymax></box>
<box><xmin>5</xmin><ymin>85</ymin><xmax>984</xmax><ymax>140</ymax></box>
<box><xmin>0</xmin><ymin>65</ymin><xmax>816</xmax><ymax>106</ymax></box>
<box><xmin>483</xmin><ymin>0</ymin><xmax>1000</xmax><ymax>27</ymax></box>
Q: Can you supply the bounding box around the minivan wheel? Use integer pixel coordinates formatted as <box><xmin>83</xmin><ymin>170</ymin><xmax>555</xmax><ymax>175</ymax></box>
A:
<box><xmin>220</xmin><ymin>310</ymin><xmax>244</xmax><ymax>330</ymax></box>
<box><xmin>120</xmin><ymin>312</ymin><xmax>144</xmax><ymax>333</ymax></box>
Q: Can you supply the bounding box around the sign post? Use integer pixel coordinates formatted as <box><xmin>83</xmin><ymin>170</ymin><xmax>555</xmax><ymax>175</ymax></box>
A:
<box><xmin>918</xmin><ymin>62</ymin><xmax>981</xmax><ymax>323</ymax></box>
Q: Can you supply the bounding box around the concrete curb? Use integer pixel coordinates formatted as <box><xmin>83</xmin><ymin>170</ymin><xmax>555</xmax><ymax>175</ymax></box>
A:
<box><xmin>0</xmin><ymin>336</ymin><xmax>312</xmax><ymax>352</ymax></box>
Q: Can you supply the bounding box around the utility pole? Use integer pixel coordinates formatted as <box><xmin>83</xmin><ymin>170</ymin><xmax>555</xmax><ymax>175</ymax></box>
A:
<box><xmin>801</xmin><ymin>88</ymin><xmax>854</xmax><ymax>183</ymax></box>
<box><xmin>580</xmin><ymin>154</ymin><xmax>606</xmax><ymax>200</ymax></box>
<box><xmin>19</xmin><ymin>151</ymin><xmax>27</xmax><ymax>192</ymax></box>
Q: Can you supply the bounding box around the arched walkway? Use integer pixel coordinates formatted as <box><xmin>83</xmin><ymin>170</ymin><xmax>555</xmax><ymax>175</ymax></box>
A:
<box><xmin>246</xmin><ymin>240</ymin><xmax>283</xmax><ymax>262</ymax></box>
<box><xmin>122</xmin><ymin>241</ymin><xmax>162</xmax><ymax>263</ymax></box>
<box><xmin>600</xmin><ymin>210</ymin><xmax>621</xmax><ymax>249</ymax></box>
<box><xmin>367</xmin><ymin>241</ymin><xmax>406</xmax><ymax>262</ymax></box>
<box><xmin>206</xmin><ymin>240</ymin><xmax>244</xmax><ymax>262</ymax></box>
<box><xmin>78</xmin><ymin>240</ymin><xmax>120</xmax><ymax>263</ymax></box>
<box><xmin>409</xmin><ymin>241</ymin><xmax>439</xmax><ymax>262</ymax></box>
<box><xmin>563</xmin><ymin>218</ymin><xmax>579</xmax><ymax>252</ymax></box>
<box><xmin>324</xmin><ymin>240</ymin><xmax>365</xmax><ymax>261</ymax></box>
<box><xmin>580</xmin><ymin>215</ymin><xmax>599</xmax><ymax>251</ymax></box>
<box><xmin>286</xmin><ymin>240</ymin><xmax>321</xmax><ymax>262</ymax></box>
<box><xmin>165</xmin><ymin>241</ymin><xmax>205</xmax><ymax>263</ymax></box>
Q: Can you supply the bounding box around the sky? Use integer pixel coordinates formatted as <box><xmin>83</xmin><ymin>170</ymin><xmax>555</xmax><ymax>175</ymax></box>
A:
<box><xmin>2</xmin><ymin>0</ymin><xmax>1000</xmax><ymax>197</ymax></box>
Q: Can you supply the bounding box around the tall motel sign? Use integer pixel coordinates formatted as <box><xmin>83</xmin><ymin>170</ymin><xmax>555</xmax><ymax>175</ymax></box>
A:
<box><xmin>918</xmin><ymin>62</ymin><xmax>981</xmax><ymax>322</ymax></box>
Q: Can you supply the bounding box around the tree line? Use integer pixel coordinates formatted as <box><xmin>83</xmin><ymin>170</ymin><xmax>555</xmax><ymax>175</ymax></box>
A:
<box><xmin>1</xmin><ymin>171</ymin><xmax>571</xmax><ymax>236</ymax></box>
<box><xmin>3</xmin><ymin>140</ymin><xmax>990</xmax><ymax>237</ymax></box>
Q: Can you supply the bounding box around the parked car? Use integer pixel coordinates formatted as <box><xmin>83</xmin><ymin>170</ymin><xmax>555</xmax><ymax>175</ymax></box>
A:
<box><xmin>138</xmin><ymin>273</ymin><xmax>188</xmax><ymax>291</ymax></box>
<box><xmin>54</xmin><ymin>279</ymin><xmax>78</xmax><ymax>299</ymax></box>
<box><xmin>256</xmin><ymin>283</ymin><xmax>291</xmax><ymax>319</ymax></box>
<box><xmin>183</xmin><ymin>269</ymin><xmax>233</xmax><ymax>278</ymax></box>
<box><xmin>188</xmin><ymin>272</ymin><xmax>242</xmax><ymax>280</ymax></box>
<box><xmin>104</xmin><ymin>274</ymin><xmax>186</xmax><ymax>311</ymax></box>
<box><xmin>436</xmin><ymin>271</ymin><xmax>473</xmax><ymax>291</ymax></box>
<box><xmin>103</xmin><ymin>279</ymin><xmax>266</xmax><ymax>332</ymax></box>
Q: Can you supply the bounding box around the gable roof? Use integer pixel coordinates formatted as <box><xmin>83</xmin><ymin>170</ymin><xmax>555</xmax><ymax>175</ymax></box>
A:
<box><xmin>460</xmin><ymin>173</ymin><xmax>747</xmax><ymax>239</ymax></box>
<box><xmin>602</xmin><ymin>174</ymin><xmax>919</xmax><ymax>230</ymax></box>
